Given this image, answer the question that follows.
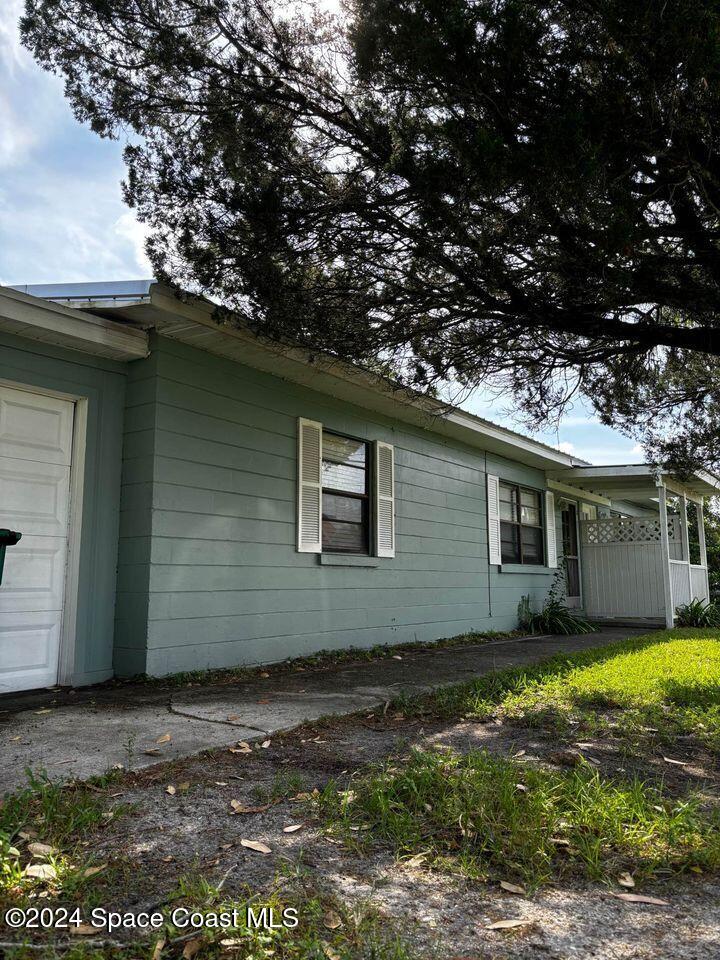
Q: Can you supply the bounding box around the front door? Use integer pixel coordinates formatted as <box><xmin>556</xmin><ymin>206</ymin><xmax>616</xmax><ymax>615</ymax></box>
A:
<box><xmin>0</xmin><ymin>385</ymin><xmax>74</xmax><ymax>693</ymax></box>
<box><xmin>561</xmin><ymin>502</ymin><xmax>581</xmax><ymax>608</ymax></box>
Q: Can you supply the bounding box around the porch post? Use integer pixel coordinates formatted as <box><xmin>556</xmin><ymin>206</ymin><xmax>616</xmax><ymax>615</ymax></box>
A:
<box><xmin>698</xmin><ymin>498</ymin><xmax>709</xmax><ymax>599</ymax></box>
<box><xmin>657</xmin><ymin>480</ymin><xmax>674</xmax><ymax>628</ymax></box>
<box><xmin>679</xmin><ymin>493</ymin><xmax>692</xmax><ymax>600</ymax></box>
<box><xmin>698</xmin><ymin>498</ymin><xmax>708</xmax><ymax>567</ymax></box>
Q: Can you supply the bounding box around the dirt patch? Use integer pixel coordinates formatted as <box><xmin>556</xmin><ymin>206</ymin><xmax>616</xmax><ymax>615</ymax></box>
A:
<box><xmin>6</xmin><ymin>706</ymin><xmax>718</xmax><ymax>959</ymax></box>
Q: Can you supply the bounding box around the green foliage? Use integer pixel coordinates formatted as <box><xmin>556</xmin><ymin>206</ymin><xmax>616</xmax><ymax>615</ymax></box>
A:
<box><xmin>401</xmin><ymin>630</ymin><xmax>720</xmax><ymax>749</ymax></box>
<box><xmin>318</xmin><ymin>747</ymin><xmax>720</xmax><ymax>887</ymax></box>
<box><xmin>20</xmin><ymin>0</ymin><xmax>720</xmax><ymax>469</ymax></box>
<box><xmin>675</xmin><ymin>598</ymin><xmax>720</xmax><ymax>627</ymax></box>
<box><xmin>1</xmin><ymin>771</ymin><xmax>124</xmax><ymax>902</ymax></box>
<box><xmin>518</xmin><ymin>570</ymin><xmax>595</xmax><ymax>635</ymax></box>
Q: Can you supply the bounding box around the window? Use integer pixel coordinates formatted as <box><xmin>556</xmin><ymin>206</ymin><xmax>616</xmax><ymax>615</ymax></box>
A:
<box><xmin>499</xmin><ymin>483</ymin><xmax>544</xmax><ymax>565</ymax></box>
<box><xmin>321</xmin><ymin>432</ymin><xmax>370</xmax><ymax>553</ymax></box>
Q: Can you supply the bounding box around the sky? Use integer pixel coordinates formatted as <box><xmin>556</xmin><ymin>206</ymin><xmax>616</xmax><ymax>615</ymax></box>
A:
<box><xmin>0</xmin><ymin>2</ymin><xmax>643</xmax><ymax>465</ymax></box>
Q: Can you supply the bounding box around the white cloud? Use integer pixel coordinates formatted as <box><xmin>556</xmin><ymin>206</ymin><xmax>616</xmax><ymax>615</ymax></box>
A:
<box><xmin>556</xmin><ymin>441</ymin><xmax>575</xmax><ymax>455</ymax></box>
<box><xmin>0</xmin><ymin>0</ymin><xmax>26</xmax><ymax>77</ymax></box>
<box><xmin>114</xmin><ymin>212</ymin><xmax>153</xmax><ymax>276</ymax></box>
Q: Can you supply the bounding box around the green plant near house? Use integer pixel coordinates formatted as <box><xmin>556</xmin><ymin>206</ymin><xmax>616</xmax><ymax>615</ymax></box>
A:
<box><xmin>518</xmin><ymin>569</ymin><xmax>595</xmax><ymax>636</ymax></box>
<box><xmin>675</xmin><ymin>598</ymin><xmax>720</xmax><ymax>627</ymax></box>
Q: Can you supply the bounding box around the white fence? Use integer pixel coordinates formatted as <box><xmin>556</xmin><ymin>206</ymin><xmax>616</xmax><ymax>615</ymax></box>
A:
<box><xmin>580</xmin><ymin>516</ymin><xmax>708</xmax><ymax>620</ymax></box>
<box><xmin>672</xmin><ymin>561</ymin><xmax>711</xmax><ymax>607</ymax></box>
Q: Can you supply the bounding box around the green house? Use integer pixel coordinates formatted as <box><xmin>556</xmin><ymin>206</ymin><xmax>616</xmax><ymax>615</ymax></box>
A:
<box><xmin>0</xmin><ymin>282</ymin><xmax>717</xmax><ymax>694</ymax></box>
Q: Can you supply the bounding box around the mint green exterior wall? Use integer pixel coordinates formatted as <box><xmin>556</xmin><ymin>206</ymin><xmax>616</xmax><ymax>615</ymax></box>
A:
<box><xmin>0</xmin><ymin>331</ymin><xmax>126</xmax><ymax>686</ymax></box>
<box><xmin>114</xmin><ymin>335</ymin><xmax>555</xmax><ymax>677</ymax></box>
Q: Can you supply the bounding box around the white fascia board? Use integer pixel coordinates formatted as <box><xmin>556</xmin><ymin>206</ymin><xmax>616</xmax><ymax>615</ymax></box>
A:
<box><xmin>547</xmin><ymin>479</ymin><xmax>611</xmax><ymax>506</ymax></box>
<box><xmin>0</xmin><ymin>286</ymin><xmax>149</xmax><ymax>361</ymax></box>
<box><xmin>548</xmin><ymin>464</ymin><xmax>654</xmax><ymax>482</ymax></box>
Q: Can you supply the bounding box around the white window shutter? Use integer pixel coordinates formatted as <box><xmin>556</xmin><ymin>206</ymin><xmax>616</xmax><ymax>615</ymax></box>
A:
<box><xmin>545</xmin><ymin>490</ymin><xmax>558</xmax><ymax>567</ymax></box>
<box><xmin>375</xmin><ymin>441</ymin><xmax>395</xmax><ymax>557</ymax></box>
<box><xmin>487</xmin><ymin>474</ymin><xmax>502</xmax><ymax>565</ymax></box>
<box><xmin>297</xmin><ymin>418</ymin><xmax>322</xmax><ymax>553</ymax></box>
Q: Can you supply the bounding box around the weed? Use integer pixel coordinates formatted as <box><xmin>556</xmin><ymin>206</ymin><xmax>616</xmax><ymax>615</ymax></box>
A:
<box><xmin>317</xmin><ymin>746</ymin><xmax>720</xmax><ymax>888</ymax></box>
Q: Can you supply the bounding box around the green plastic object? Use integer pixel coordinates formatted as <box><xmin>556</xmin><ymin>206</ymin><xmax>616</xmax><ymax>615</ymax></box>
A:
<box><xmin>0</xmin><ymin>529</ymin><xmax>22</xmax><ymax>586</ymax></box>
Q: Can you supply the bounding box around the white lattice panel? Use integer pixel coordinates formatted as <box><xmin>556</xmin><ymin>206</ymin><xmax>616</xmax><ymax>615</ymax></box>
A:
<box><xmin>581</xmin><ymin>516</ymin><xmax>680</xmax><ymax>545</ymax></box>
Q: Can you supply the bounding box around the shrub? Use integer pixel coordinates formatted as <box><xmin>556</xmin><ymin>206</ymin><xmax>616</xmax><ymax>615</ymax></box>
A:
<box><xmin>518</xmin><ymin>569</ymin><xmax>595</xmax><ymax>636</ymax></box>
<box><xmin>675</xmin><ymin>598</ymin><xmax>720</xmax><ymax>627</ymax></box>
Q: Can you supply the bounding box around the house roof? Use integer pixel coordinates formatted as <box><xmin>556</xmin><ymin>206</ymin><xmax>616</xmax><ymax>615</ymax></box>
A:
<box><xmin>548</xmin><ymin>464</ymin><xmax>720</xmax><ymax>506</ymax></box>
<box><xmin>8</xmin><ymin>280</ymin><xmax>720</xmax><ymax>498</ymax></box>
<box><xmin>0</xmin><ymin>284</ymin><xmax>149</xmax><ymax>362</ymax></box>
<box><xmin>11</xmin><ymin>279</ymin><xmax>586</xmax><ymax>472</ymax></box>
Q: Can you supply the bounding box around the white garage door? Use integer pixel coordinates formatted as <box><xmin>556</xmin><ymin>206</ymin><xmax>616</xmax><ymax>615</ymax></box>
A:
<box><xmin>0</xmin><ymin>385</ymin><xmax>74</xmax><ymax>693</ymax></box>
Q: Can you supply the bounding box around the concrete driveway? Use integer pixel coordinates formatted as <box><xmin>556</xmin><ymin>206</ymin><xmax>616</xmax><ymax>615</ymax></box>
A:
<box><xmin>0</xmin><ymin>628</ymin><xmax>641</xmax><ymax>792</ymax></box>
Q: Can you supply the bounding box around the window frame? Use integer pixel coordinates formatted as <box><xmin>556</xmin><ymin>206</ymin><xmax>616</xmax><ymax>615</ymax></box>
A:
<box><xmin>499</xmin><ymin>482</ymin><xmax>545</xmax><ymax>566</ymax></box>
<box><xmin>321</xmin><ymin>430</ymin><xmax>372</xmax><ymax>555</ymax></box>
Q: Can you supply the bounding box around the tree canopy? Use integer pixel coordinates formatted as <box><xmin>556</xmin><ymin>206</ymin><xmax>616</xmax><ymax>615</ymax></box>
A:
<box><xmin>20</xmin><ymin>0</ymin><xmax>720</xmax><ymax>471</ymax></box>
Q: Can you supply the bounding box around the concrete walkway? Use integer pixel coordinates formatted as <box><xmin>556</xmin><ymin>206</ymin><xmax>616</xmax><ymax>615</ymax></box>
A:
<box><xmin>0</xmin><ymin>628</ymin><xmax>640</xmax><ymax>792</ymax></box>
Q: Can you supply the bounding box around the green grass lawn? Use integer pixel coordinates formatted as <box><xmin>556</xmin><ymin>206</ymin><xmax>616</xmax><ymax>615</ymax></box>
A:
<box><xmin>319</xmin><ymin>630</ymin><xmax>720</xmax><ymax>889</ymax></box>
<box><xmin>409</xmin><ymin>628</ymin><xmax>720</xmax><ymax>750</ymax></box>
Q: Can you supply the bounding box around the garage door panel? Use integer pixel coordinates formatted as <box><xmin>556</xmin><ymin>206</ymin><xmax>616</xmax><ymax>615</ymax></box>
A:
<box><xmin>0</xmin><ymin>460</ymin><xmax>70</xmax><ymax>535</ymax></box>
<box><xmin>0</xmin><ymin>389</ymin><xmax>73</xmax><ymax>465</ymax></box>
<box><xmin>0</xmin><ymin>616</ymin><xmax>61</xmax><ymax>693</ymax></box>
<box><xmin>0</xmin><ymin>536</ymin><xmax>67</xmax><ymax>613</ymax></box>
<box><xmin>0</xmin><ymin>384</ymin><xmax>74</xmax><ymax>693</ymax></box>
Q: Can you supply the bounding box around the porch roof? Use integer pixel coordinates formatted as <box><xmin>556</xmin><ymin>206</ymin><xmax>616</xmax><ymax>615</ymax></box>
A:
<box><xmin>548</xmin><ymin>464</ymin><xmax>720</xmax><ymax>507</ymax></box>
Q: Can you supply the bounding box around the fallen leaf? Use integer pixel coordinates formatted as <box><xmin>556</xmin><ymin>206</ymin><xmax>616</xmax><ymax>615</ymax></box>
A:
<box><xmin>261</xmin><ymin>740</ymin><xmax>271</xmax><ymax>749</ymax></box>
<box><xmin>283</xmin><ymin>824</ymin><xmax>303</xmax><ymax>833</ymax></box>
<box><xmin>550</xmin><ymin>837</ymin><xmax>571</xmax><ymax>847</ymax></box>
<box><xmin>215</xmin><ymin>781</ymin><xmax>228</xmax><ymax>786</ymax></box>
<box><xmin>162</xmin><ymin>855</ymin><xmax>174</xmax><ymax>862</ymax></box>
<box><xmin>513</xmin><ymin>749</ymin><xmax>526</xmax><ymax>758</ymax></box>
<box><xmin>24</xmin><ymin>863</ymin><xmax>57</xmax><ymax>880</ymax></box>
<box><xmin>663</xmin><ymin>757</ymin><xmax>688</xmax><ymax>766</ymax></box>
<box><xmin>9</xmin><ymin>735</ymin><xmax>21</xmax><ymax>742</ymax></box>
<box><xmin>227</xmin><ymin>715</ymin><xmax>241</xmax><ymax>722</ymax></box>
<box><xmin>28</xmin><ymin>842</ymin><xmax>57</xmax><ymax>858</ymax></box>
<box><xmin>257</xmin><ymin>699</ymin><xmax>270</xmax><ymax>704</ymax></box>
<box><xmin>392</xmin><ymin>655</ymin><xmax>402</xmax><ymax>660</ymax></box>
<box><xmin>230</xmin><ymin>800</ymin><xmax>269</xmax><ymax>815</ymax></box>
<box><xmin>323</xmin><ymin>910</ymin><xmax>342</xmax><ymax>930</ymax></box>
<box><xmin>259</xmin><ymin>671</ymin><xmax>270</xmax><ymax>678</ymax></box>
<box><xmin>165</xmin><ymin>785</ymin><xmax>176</xmax><ymax>796</ymax></box>
<box><xmin>182</xmin><ymin>939</ymin><xmax>203</xmax><ymax>959</ymax></box>
<box><xmin>515</xmin><ymin>783</ymin><xmax>528</xmax><ymax>793</ymax></box>
<box><xmin>405</xmin><ymin>852</ymin><xmax>427</xmax><ymax>868</ymax></box>
<box><xmin>144</xmin><ymin>749</ymin><xmax>162</xmax><ymax>757</ymax></box>
<box><xmin>618</xmin><ymin>872</ymin><xmax>635</xmax><ymax>889</ymax></box>
<box><xmin>70</xmin><ymin>924</ymin><xmax>98</xmax><ymax>936</ymax></box>
<box><xmin>152</xmin><ymin>938</ymin><xmax>166</xmax><ymax>960</ymax></box>
<box><xmin>485</xmin><ymin>919</ymin><xmax>529</xmax><ymax>930</ymax></box>
<box><xmin>240</xmin><ymin>838</ymin><xmax>271</xmax><ymax>854</ymax></box>
<box><xmin>610</xmin><ymin>893</ymin><xmax>669</xmax><ymax>906</ymax></box>
<box><xmin>34</xmin><ymin>709</ymin><xmax>52</xmax><ymax>715</ymax></box>
<box><xmin>80</xmin><ymin>864</ymin><xmax>106</xmax><ymax>879</ymax></box>
<box><xmin>156</xmin><ymin>733</ymin><xmax>172</xmax><ymax>744</ymax></box>
<box><xmin>229</xmin><ymin>741</ymin><xmax>252</xmax><ymax>754</ymax></box>
<box><xmin>322</xmin><ymin>943</ymin><xmax>341</xmax><ymax>960</ymax></box>
<box><xmin>500</xmin><ymin>881</ymin><xmax>526</xmax><ymax>896</ymax></box>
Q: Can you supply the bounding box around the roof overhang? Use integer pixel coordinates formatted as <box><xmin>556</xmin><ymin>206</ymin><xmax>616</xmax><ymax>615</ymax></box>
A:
<box><xmin>1</xmin><ymin>285</ymin><xmax>149</xmax><ymax>362</ymax></box>
<box><xmin>18</xmin><ymin>280</ymin><xmax>583</xmax><ymax>472</ymax></box>
<box><xmin>548</xmin><ymin>464</ymin><xmax>720</xmax><ymax>506</ymax></box>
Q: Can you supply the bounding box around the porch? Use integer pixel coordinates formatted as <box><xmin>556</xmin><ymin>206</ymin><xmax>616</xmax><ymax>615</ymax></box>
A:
<box><xmin>548</xmin><ymin>465</ymin><xmax>719</xmax><ymax>627</ymax></box>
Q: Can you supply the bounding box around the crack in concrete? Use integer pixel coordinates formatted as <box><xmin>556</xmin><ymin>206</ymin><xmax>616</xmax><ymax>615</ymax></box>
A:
<box><xmin>167</xmin><ymin>698</ymin><xmax>271</xmax><ymax>735</ymax></box>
